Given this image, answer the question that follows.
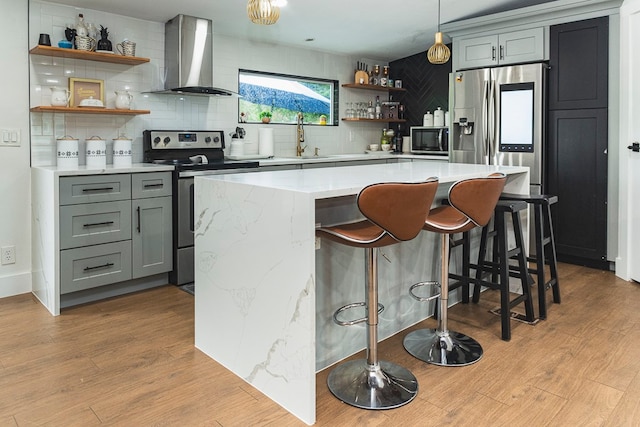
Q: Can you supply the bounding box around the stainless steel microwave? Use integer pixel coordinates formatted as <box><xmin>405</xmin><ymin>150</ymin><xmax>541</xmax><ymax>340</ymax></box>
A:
<box><xmin>410</xmin><ymin>126</ymin><xmax>449</xmax><ymax>155</ymax></box>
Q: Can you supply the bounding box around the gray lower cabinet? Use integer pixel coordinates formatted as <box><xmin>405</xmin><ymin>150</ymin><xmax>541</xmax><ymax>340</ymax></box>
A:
<box><xmin>132</xmin><ymin>196</ymin><xmax>172</xmax><ymax>278</ymax></box>
<box><xmin>59</xmin><ymin>171</ymin><xmax>173</xmax><ymax>297</ymax></box>
<box><xmin>60</xmin><ymin>241</ymin><xmax>132</xmax><ymax>294</ymax></box>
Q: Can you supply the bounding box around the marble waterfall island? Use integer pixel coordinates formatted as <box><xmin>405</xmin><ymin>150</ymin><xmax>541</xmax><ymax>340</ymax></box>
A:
<box><xmin>193</xmin><ymin>162</ymin><xmax>529</xmax><ymax>425</ymax></box>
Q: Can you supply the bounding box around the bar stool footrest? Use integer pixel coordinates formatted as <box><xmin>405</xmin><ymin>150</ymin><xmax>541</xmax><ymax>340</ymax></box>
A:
<box><xmin>333</xmin><ymin>302</ymin><xmax>384</xmax><ymax>326</ymax></box>
<box><xmin>409</xmin><ymin>281</ymin><xmax>441</xmax><ymax>302</ymax></box>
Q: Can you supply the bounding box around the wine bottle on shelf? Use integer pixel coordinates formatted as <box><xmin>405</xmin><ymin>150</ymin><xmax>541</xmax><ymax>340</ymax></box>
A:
<box><xmin>375</xmin><ymin>96</ymin><xmax>382</xmax><ymax>119</ymax></box>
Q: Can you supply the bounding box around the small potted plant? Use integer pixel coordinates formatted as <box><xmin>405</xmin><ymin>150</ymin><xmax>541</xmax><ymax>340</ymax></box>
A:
<box><xmin>259</xmin><ymin>111</ymin><xmax>272</xmax><ymax>123</ymax></box>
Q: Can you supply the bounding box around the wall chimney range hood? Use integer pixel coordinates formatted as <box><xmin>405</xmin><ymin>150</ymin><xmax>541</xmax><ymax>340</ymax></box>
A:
<box><xmin>152</xmin><ymin>14</ymin><xmax>237</xmax><ymax>97</ymax></box>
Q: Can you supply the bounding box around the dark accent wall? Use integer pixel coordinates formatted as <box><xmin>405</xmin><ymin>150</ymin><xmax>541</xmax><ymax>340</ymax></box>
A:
<box><xmin>389</xmin><ymin>47</ymin><xmax>452</xmax><ymax>136</ymax></box>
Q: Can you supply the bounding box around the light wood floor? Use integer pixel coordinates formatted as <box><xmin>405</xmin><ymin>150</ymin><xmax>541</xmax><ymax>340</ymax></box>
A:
<box><xmin>1</xmin><ymin>263</ymin><xmax>639</xmax><ymax>426</ymax></box>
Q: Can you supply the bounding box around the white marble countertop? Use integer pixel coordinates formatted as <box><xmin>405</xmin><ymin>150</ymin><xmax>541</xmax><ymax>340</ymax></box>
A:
<box><xmin>255</xmin><ymin>153</ymin><xmax>448</xmax><ymax>166</ymax></box>
<box><xmin>31</xmin><ymin>163</ymin><xmax>175</xmax><ymax>177</ymax></box>
<box><xmin>200</xmin><ymin>162</ymin><xmax>529</xmax><ymax>199</ymax></box>
<box><xmin>31</xmin><ymin>154</ymin><xmax>447</xmax><ymax>177</ymax></box>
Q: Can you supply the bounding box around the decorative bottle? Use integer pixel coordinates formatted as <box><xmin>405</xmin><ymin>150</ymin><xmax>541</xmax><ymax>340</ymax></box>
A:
<box><xmin>375</xmin><ymin>96</ymin><xmax>382</xmax><ymax>119</ymax></box>
<box><xmin>75</xmin><ymin>13</ymin><xmax>88</xmax><ymax>37</ymax></box>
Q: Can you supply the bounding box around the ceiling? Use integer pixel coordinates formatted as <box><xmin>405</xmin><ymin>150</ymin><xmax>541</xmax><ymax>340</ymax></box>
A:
<box><xmin>46</xmin><ymin>0</ymin><xmax>557</xmax><ymax>60</ymax></box>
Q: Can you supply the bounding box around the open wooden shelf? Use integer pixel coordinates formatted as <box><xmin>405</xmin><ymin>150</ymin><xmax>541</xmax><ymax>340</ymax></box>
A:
<box><xmin>341</xmin><ymin>118</ymin><xmax>406</xmax><ymax>123</ymax></box>
<box><xmin>341</xmin><ymin>83</ymin><xmax>407</xmax><ymax>92</ymax></box>
<box><xmin>30</xmin><ymin>45</ymin><xmax>150</xmax><ymax>65</ymax></box>
<box><xmin>30</xmin><ymin>106</ymin><xmax>150</xmax><ymax>115</ymax></box>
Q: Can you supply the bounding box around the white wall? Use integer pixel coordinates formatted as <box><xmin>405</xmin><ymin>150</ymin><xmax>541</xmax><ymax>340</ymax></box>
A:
<box><xmin>0</xmin><ymin>0</ymin><xmax>32</xmax><ymax>297</ymax></box>
<box><xmin>29</xmin><ymin>1</ymin><xmax>389</xmax><ymax>167</ymax></box>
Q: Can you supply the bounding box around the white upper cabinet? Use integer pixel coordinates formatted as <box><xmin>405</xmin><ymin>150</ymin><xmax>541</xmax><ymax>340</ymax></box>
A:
<box><xmin>455</xmin><ymin>27</ymin><xmax>545</xmax><ymax>69</ymax></box>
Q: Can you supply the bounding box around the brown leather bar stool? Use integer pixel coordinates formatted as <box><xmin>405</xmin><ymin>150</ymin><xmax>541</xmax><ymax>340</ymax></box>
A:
<box><xmin>403</xmin><ymin>173</ymin><xmax>506</xmax><ymax>366</ymax></box>
<box><xmin>499</xmin><ymin>193</ymin><xmax>560</xmax><ymax>319</ymax></box>
<box><xmin>316</xmin><ymin>178</ymin><xmax>439</xmax><ymax>409</ymax></box>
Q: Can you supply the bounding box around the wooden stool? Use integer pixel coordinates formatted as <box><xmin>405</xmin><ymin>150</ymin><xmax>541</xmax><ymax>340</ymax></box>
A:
<box><xmin>499</xmin><ymin>193</ymin><xmax>560</xmax><ymax>319</ymax></box>
<box><xmin>472</xmin><ymin>200</ymin><xmax>536</xmax><ymax>341</ymax></box>
<box><xmin>316</xmin><ymin>178</ymin><xmax>438</xmax><ymax>409</ymax></box>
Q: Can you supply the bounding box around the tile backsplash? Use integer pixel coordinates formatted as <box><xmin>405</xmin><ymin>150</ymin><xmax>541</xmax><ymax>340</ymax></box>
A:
<box><xmin>29</xmin><ymin>1</ymin><xmax>388</xmax><ymax>167</ymax></box>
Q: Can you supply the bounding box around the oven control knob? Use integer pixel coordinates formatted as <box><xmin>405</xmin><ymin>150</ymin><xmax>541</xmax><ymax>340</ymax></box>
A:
<box><xmin>163</xmin><ymin>137</ymin><xmax>171</xmax><ymax>145</ymax></box>
<box><xmin>153</xmin><ymin>137</ymin><xmax>161</xmax><ymax>145</ymax></box>
<box><xmin>205</xmin><ymin>136</ymin><xmax>212</xmax><ymax>143</ymax></box>
<box><xmin>213</xmin><ymin>136</ymin><xmax>220</xmax><ymax>143</ymax></box>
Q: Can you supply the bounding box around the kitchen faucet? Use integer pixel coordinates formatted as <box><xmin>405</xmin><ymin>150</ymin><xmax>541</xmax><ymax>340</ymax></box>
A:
<box><xmin>296</xmin><ymin>112</ymin><xmax>306</xmax><ymax>157</ymax></box>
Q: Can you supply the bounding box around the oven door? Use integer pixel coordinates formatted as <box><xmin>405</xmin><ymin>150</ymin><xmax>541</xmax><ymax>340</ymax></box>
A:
<box><xmin>177</xmin><ymin>177</ymin><xmax>194</xmax><ymax>249</ymax></box>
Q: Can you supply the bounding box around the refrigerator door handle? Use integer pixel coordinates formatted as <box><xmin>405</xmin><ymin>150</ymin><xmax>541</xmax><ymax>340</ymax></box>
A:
<box><xmin>482</xmin><ymin>79</ymin><xmax>489</xmax><ymax>164</ymax></box>
<box><xmin>487</xmin><ymin>78</ymin><xmax>496</xmax><ymax>160</ymax></box>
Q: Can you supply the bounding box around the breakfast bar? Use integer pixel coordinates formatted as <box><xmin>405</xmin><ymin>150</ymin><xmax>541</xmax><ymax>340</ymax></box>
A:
<box><xmin>193</xmin><ymin>162</ymin><xmax>529</xmax><ymax>425</ymax></box>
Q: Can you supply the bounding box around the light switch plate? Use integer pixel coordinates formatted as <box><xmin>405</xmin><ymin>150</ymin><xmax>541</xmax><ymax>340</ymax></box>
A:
<box><xmin>1</xmin><ymin>129</ymin><xmax>20</xmax><ymax>147</ymax></box>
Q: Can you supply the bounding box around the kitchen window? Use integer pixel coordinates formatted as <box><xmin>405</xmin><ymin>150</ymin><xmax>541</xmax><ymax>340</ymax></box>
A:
<box><xmin>238</xmin><ymin>69</ymin><xmax>338</xmax><ymax>125</ymax></box>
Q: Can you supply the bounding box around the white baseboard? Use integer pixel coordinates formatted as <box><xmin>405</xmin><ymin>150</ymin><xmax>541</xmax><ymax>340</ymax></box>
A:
<box><xmin>0</xmin><ymin>271</ymin><xmax>32</xmax><ymax>299</ymax></box>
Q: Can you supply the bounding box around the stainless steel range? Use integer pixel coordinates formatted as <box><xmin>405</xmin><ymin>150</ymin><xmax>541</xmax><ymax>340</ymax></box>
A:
<box><xmin>143</xmin><ymin>130</ymin><xmax>259</xmax><ymax>285</ymax></box>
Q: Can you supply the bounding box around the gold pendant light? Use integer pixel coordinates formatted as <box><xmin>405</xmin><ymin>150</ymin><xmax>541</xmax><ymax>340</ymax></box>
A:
<box><xmin>247</xmin><ymin>0</ymin><xmax>281</xmax><ymax>25</ymax></box>
<box><xmin>427</xmin><ymin>0</ymin><xmax>450</xmax><ymax>64</ymax></box>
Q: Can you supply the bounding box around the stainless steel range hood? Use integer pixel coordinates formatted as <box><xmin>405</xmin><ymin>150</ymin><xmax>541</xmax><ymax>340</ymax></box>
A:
<box><xmin>154</xmin><ymin>15</ymin><xmax>237</xmax><ymax>97</ymax></box>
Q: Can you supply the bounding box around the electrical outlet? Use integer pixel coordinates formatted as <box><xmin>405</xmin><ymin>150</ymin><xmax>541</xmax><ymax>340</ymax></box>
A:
<box><xmin>1</xmin><ymin>246</ymin><xmax>15</xmax><ymax>265</ymax></box>
<box><xmin>315</xmin><ymin>237</ymin><xmax>321</xmax><ymax>250</ymax></box>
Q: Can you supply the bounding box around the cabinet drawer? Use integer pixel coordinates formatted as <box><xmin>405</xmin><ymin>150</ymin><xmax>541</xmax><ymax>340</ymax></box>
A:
<box><xmin>60</xmin><ymin>174</ymin><xmax>131</xmax><ymax>205</ymax></box>
<box><xmin>132</xmin><ymin>172</ymin><xmax>172</xmax><ymax>199</ymax></box>
<box><xmin>60</xmin><ymin>241</ymin><xmax>132</xmax><ymax>294</ymax></box>
<box><xmin>60</xmin><ymin>200</ymin><xmax>132</xmax><ymax>249</ymax></box>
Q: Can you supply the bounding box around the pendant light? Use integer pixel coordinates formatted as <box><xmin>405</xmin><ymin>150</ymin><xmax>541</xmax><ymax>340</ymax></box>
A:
<box><xmin>247</xmin><ymin>0</ymin><xmax>280</xmax><ymax>25</ymax></box>
<box><xmin>427</xmin><ymin>0</ymin><xmax>450</xmax><ymax>64</ymax></box>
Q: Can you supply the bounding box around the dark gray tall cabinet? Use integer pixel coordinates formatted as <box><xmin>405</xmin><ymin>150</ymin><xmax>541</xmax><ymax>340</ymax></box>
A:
<box><xmin>547</xmin><ymin>16</ymin><xmax>609</xmax><ymax>269</ymax></box>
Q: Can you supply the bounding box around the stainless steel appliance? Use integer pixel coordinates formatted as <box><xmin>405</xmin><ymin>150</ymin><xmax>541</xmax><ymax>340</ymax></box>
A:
<box><xmin>450</xmin><ymin>63</ymin><xmax>547</xmax><ymax>195</ymax></box>
<box><xmin>143</xmin><ymin>130</ymin><xmax>259</xmax><ymax>285</ymax></box>
<box><xmin>410</xmin><ymin>126</ymin><xmax>449</xmax><ymax>155</ymax></box>
<box><xmin>149</xmin><ymin>15</ymin><xmax>237</xmax><ymax>97</ymax></box>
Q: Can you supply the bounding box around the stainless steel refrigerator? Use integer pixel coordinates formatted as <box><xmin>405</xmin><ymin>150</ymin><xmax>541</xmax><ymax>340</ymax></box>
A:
<box><xmin>450</xmin><ymin>63</ymin><xmax>547</xmax><ymax>195</ymax></box>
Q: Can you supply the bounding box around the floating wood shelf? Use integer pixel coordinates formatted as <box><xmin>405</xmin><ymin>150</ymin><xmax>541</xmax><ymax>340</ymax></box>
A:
<box><xmin>341</xmin><ymin>118</ymin><xmax>406</xmax><ymax>123</ymax></box>
<box><xmin>30</xmin><ymin>106</ymin><xmax>150</xmax><ymax>115</ymax></box>
<box><xmin>29</xmin><ymin>45</ymin><xmax>150</xmax><ymax>65</ymax></box>
<box><xmin>341</xmin><ymin>83</ymin><xmax>407</xmax><ymax>92</ymax></box>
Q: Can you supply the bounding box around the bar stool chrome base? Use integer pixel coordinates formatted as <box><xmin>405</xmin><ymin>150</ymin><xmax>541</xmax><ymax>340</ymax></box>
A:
<box><xmin>403</xmin><ymin>329</ymin><xmax>483</xmax><ymax>366</ymax></box>
<box><xmin>327</xmin><ymin>359</ymin><xmax>418</xmax><ymax>409</ymax></box>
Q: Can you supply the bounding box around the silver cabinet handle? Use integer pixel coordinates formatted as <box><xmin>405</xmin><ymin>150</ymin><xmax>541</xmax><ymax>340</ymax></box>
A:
<box><xmin>84</xmin><ymin>262</ymin><xmax>114</xmax><ymax>271</ymax></box>
<box><xmin>83</xmin><ymin>221</ymin><xmax>114</xmax><ymax>228</ymax></box>
<box><xmin>82</xmin><ymin>187</ymin><xmax>114</xmax><ymax>192</ymax></box>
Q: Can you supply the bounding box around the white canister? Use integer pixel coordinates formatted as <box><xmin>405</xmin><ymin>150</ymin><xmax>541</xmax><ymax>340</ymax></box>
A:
<box><xmin>56</xmin><ymin>135</ymin><xmax>79</xmax><ymax>168</ymax></box>
<box><xmin>258</xmin><ymin>128</ymin><xmax>274</xmax><ymax>157</ymax></box>
<box><xmin>445</xmin><ymin>111</ymin><xmax>450</xmax><ymax>127</ymax></box>
<box><xmin>402</xmin><ymin>136</ymin><xmax>411</xmax><ymax>153</ymax></box>
<box><xmin>434</xmin><ymin>107</ymin><xmax>445</xmax><ymax>127</ymax></box>
<box><xmin>229</xmin><ymin>138</ymin><xmax>244</xmax><ymax>157</ymax></box>
<box><xmin>85</xmin><ymin>136</ymin><xmax>107</xmax><ymax>168</ymax></box>
<box><xmin>423</xmin><ymin>111</ymin><xmax>434</xmax><ymax>127</ymax></box>
<box><xmin>112</xmin><ymin>135</ymin><xmax>133</xmax><ymax>167</ymax></box>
